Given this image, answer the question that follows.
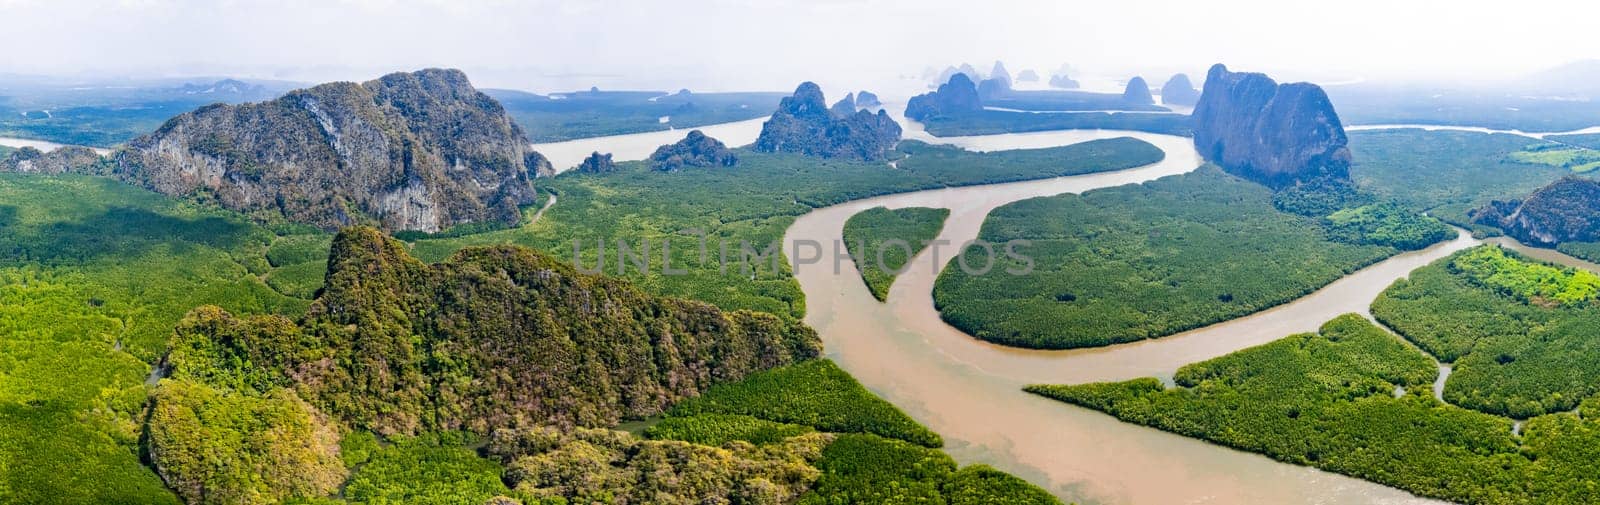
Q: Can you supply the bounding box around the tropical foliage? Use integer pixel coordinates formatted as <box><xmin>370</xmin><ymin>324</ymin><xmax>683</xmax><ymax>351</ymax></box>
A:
<box><xmin>666</xmin><ymin>360</ymin><xmax>943</xmax><ymax>447</ymax></box>
<box><xmin>410</xmin><ymin>140</ymin><xmax>1163</xmax><ymax>319</ymax></box>
<box><xmin>1029</xmin><ymin>314</ymin><xmax>1600</xmax><ymax>505</ymax></box>
<box><xmin>645</xmin><ymin>413</ymin><xmax>815</xmax><ymax>446</ymax></box>
<box><xmin>488</xmin><ymin>425</ymin><xmax>829</xmax><ymax>505</ymax></box>
<box><xmin>0</xmin><ymin>174</ymin><xmax>307</xmax><ymax>504</ymax></box>
<box><xmin>934</xmin><ymin>166</ymin><xmax>1400</xmax><ymax>349</ymax></box>
<box><xmin>1323</xmin><ymin>202</ymin><xmax>1455</xmax><ymax>250</ymax></box>
<box><xmin>1508</xmin><ymin>142</ymin><xmax>1600</xmax><ymax>173</ymax></box>
<box><xmin>146</xmin><ymin>380</ymin><xmax>345</xmax><ymax>505</ymax></box>
<box><xmin>1348</xmin><ymin>129</ymin><xmax>1572</xmax><ymax>229</ymax></box>
<box><xmin>343</xmin><ymin>432</ymin><xmax>516</xmax><ymax>505</ymax></box>
<box><xmin>1452</xmin><ymin>245</ymin><xmax>1600</xmax><ymax>306</ymax></box>
<box><xmin>1373</xmin><ymin>246</ymin><xmax>1600</xmax><ymax>418</ymax></box>
<box><xmin>842</xmin><ymin>207</ymin><xmax>949</xmax><ymax>301</ymax></box>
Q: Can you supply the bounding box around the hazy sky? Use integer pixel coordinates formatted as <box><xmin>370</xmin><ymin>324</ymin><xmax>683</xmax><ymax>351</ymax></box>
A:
<box><xmin>3</xmin><ymin>0</ymin><xmax>1596</xmax><ymax>93</ymax></box>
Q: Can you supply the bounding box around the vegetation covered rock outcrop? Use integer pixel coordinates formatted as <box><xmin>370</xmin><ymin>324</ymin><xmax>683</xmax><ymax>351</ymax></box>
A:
<box><xmin>650</xmin><ymin>130</ymin><xmax>739</xmax><ymax>171</ymax></box>
<box><xmin>1192</xmin><ymin>63</ymin><xmax>1352</xmax><ymax>189</ymax></box>
<box><xmin>1472</xmin><ymin>175</ymin><xmax>1600</xmax><ymax>246</ymax></box>
<box><xmin>905</xmin><ymin>74</ymin><xmax>982</xmax><ymax>121</ymax></box>
<box><xmin>108</xmin><ymin>68</ymin><xmax>553</xmax><ymax>232</ymax></box>
<box><xmin>754</xmin><ymin>82</ymin><xmax>901</xmax><ymax>161</ymax></box>
<box><xmin>487</xmin><ymin>425</ymin><xmax>830</xmax><ymax>504</ymax></box>
<box><xmin>574</xmin><ymin>151</ymin><xmax>618</xmax><ymax>174</ymax></box>
<box><xmin>146</xmin><ymin>379</ymin><xmax>346</xmax><ymax>505</ymax></box>
<box><xmin>0</xmin><ymin>146</ymin><xmax>106</xmax><ymax>174</ymax></box>
<box><xmin>172</xmin><ymin>227</ymin><xmax>821</xmax><ymax>436</ymax></box>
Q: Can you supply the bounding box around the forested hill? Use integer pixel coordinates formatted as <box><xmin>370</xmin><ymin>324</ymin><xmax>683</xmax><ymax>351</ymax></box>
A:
<box><xmin>162</xmin><ymin>226</ymin><xmax>821</xmax><ymax>436</ymax></box>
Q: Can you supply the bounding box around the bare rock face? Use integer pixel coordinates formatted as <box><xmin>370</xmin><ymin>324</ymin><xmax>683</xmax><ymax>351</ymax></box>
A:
<box><xmin>1192</xmin><ymin>64</ymin><xmax>1351</xmax><ymax>189</ymax></box>
<box><xmin>1473</xmin><ymin>176</ymin><xmax>1600</xmax><ymax>246</ymax></box>
<box><xmin>110</xmin><ymin>68</ymin><xmax>548</xmax><ymax>232</ymax></box>
<box><xmin>1160</xmin><ymin>73</ymin><xmax>1200</xmax><ymax>106</ymax></box>
<box><xmin>905</xmin><ymin>74</ymin><xmax>981</xmax><ymax>121</ymax></box>
<box><xmin>755</xmin><ymin>82</ymin><xmax>902</xmax><ymax>161</ymax></box>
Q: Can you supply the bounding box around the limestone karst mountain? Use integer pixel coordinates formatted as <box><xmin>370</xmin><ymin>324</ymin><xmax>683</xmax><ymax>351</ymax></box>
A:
<box><xmin>755</xmin><ymin>82</ymin><xmax>902</xmax><ymax>161</ymax></box>
<box><xmin>1192</xmin><ymin>64</ymin><xmax>1352</xmax><ymax>189</ymax></box>
<box><xmin>109</xmin><ymin>68</ymin><xmax>553</xmax><ymax>232</ymax></box>
<box><xmin>905</xmin><ymin>74</ymin><xmax>982</xmax><ymax>121</ymax></box>
<box><xmin>1473</xmin><ymin>176</ymin><xmax>1600</xmax><ymax>246</ymax></box>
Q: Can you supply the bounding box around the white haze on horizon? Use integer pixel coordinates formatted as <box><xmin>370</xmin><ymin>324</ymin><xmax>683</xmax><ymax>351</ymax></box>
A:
<box><xmin>1</xmin><ymin>0</ymin><xmax>1596</xmax><ymax>94</ymax></box>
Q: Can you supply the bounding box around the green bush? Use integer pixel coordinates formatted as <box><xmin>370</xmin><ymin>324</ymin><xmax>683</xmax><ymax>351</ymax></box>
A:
<box><xmin>344</xmin><ymin>432</ymin><xmax>514</xmax><ymax>505</ymax></box>
<box><xmin>1452</xmin><ymin>245</ymin><xmax>1600</xmax><ymax>306</ymax></box>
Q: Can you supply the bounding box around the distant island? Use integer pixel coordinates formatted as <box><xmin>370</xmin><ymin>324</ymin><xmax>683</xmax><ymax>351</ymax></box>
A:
<box><xmin>754</xmin><ymin>82</ymin><xmax>902</xmax><ymax>161</ymax></box>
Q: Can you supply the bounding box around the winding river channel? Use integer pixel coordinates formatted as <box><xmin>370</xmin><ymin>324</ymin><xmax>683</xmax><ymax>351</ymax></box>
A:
<box><xmin>783</xmin><ymin>118</ymin><xmax>1469</xmax><ymax>504</ymax></box>
<box><xmin>544</xmin><ymin>102</ymin><xmax>1600</xmax><ymax>503</ymax></box>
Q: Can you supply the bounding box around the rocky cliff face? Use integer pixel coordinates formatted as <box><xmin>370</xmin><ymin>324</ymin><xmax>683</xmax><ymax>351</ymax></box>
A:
<box><xmin>1122</xmin><ymin>76</ymin><xmax>1154</xmax><ymax>105</ymax></box>
<box><xmin>1192</xmin><ymin>64</ymin><xmax>1352</xmax><ymax>189</ymax></box>
<box><xmin>1473</xmin><ymin>176</ymin><xmax>1600</xmax><ymax>246</ymax></box>
<box><xmin>650</xmin><ymin>130</ymin><xmax>738</xmax><ymax>171</ymax></box>
<box><xmin>905</xmin><ymin>74</ymin><xmax>982</xmax><ymax>121</ymax></box>
<box><xmin>110</xmin><ymin>68</ymin><xmax>551</xmax><ymax>232</ymax></box>
<box><xmin>755</xmin><ymin>82</ymin><xmax>902</xmax><ymax>161</ymax></box>
<box><xmin>175</xmin><ymin>228</ymin><xmax>822</xmax><ymax>435</ymax></box>
<box><xmin>1161</xmin><ymin>73</ymin><xmax>1200</xmax><ymax>106</ymax></box>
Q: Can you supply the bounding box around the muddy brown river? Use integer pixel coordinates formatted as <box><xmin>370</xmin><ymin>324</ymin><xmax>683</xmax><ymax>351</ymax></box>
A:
<box><xmin>781</xmin><ymin>113</ymin><xmax>1474</xmax><ymax>504</ymax></box>
<box><xmin>559</xmin><ymin>108</ymin><xmax>1598</xmax><ymax>504</ymax></box>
